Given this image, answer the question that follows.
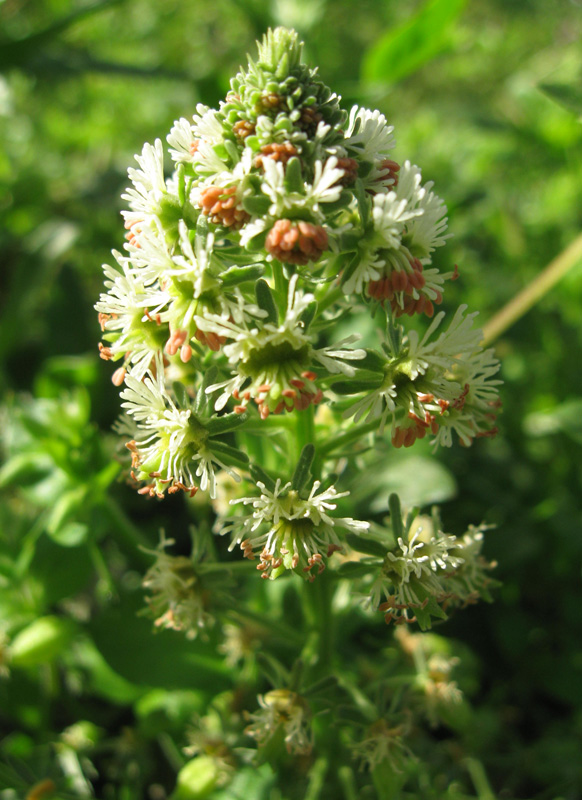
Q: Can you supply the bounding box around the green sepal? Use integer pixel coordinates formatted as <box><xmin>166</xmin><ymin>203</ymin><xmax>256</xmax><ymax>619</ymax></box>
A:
<box><xmin>221</xmin><ymin>264</ymin><xmax>265</xmax><ymax>287</ymax></box>
<box><xmin>173</xmin><ymin>381</ymin><xmax>191</xmax><ymax>409</ymax></box>
<box><xmin>284</xmin><ymin>156</ymin><xmax>303</xmax><ymax>193</ymax></box>
<box><xmin>241</xmin><ymin>194</ymin><xmax>271</xmax><ymax>216</ymax></box>
<box><xmin>211</xmin><ymin>142</ymin><xmax>229</xmax><ymax>163</ymax></box>
<box><xmin>196</xmin><ymin>366</ymin><xmax>219</xmax><ymax>416</ymax></box>
<box><xmin>249</xmin><ymin>464</ymin><xmax>277</xmax><ymax>493</ymax></box>
<box><xmin>388</xmin><ymin>493</ymin><xmax>404</xmax><ymax>541</ymax></box>
<box><xmin>413</xmin><ymin>591</ymin><xmax>448</xmax><ymax>631</ymax></box>
<box><xmin>205</xmin><ymin>412</ymin><xmax>249</xmax><ymax>436</ymax></box>
<box><xmin>223</xmin><ymin>138</ymin><xmax>241</xmax><ymax>165</ymax></box>
<box><xmin>291</xmin><ymin>444</ymin><xmax>315</xmax><ymax>492</ymax></box>
<box><xmin>255</xmin><ymin>278</ymin><xmax>279</xmax><ymax>324</ymax></box>
<box><xmin>345</xmin><ymin>533</ymin><xmax>387</xmax><ymax>558</ymax></box>
<box><xmin>207</xmin><ymin>441</ymin><xmax>249</xmax><ymax>470</ymax></box>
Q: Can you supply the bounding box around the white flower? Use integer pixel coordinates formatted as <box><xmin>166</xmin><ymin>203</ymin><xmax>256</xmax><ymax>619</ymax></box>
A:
<box><xmin>95</xmin><ymin>252</ymin><xmax>168</xmax><ymax>378</ymax></box>
<box><xmin>345</xmin><ymin>106</ymin><xmax>396</xmax><ymax>161</ymax></box>
<box><xmin>341</xmin><ymin>251</ymin><xmax>385</xmax><ymax>296</ymax></box>
<box><xmin>245</xmin><ymin>690</ymin><xmax>312</xmax><ymax>755</ymax></box>
<box><xmin>222</xmin><ymin>477</ymin><xmax>368</xmax><ymax>578</ymax></box>
<box><xmin>119</xmin><ymin>364</ymin><xmax>239</xmax><ymax>498</ymax></box>
<box><xmin>167</xmin><ymin>117</ymin><xmax>198</xmax><ymax>164</ymax></box>
<box><xmin>196</xmin><ymin>276</ymin><xmax>364</xmax><ymax>415</ymax></box>
<box><xmin>142</xmin><ymin>535</ymin><xmax>213</xmax><ymax>639</ymax></box>
<box><xmin>371</xmin><ymin>190</ymin><xmax>422</xmax><ymax>250</ymax></box>
<box><xmin>397</xmin><ymin>162</ymin><xmax>449</xmax><ymax>260</ymax></box>
<box><xmin>122</xmin><ymin>139</ymin><xmax>167</xmax><ymax>215</ymax></box>
<box><xmin>192</xmin><ymin>104</ymin><xmax>224</xmax><ymax>143</ymax></box>
<box><xmin>259</xmin><ymin>156</ymin><xmax>343</xmax><ymax>222</ymax></box>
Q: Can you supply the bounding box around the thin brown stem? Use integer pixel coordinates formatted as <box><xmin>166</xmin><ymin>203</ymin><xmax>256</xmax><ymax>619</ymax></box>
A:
<box><xmin>481</xmin><ymin>232</ymin><xmax>582</xmax><ymax>346</ymax></box>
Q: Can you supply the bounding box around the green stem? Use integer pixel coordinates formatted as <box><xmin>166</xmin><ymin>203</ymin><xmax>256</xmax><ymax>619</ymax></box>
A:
<box><xmin>464</xmin><ymin>758</ymin><xmax>497</xmax><ymax>800</ymax></box>
<box><xmin>318</xmin><ymin>419</ymin><xmax>378</xmax><ymax>459</ymax></box>
<box><xmin>316</xmin><ymin>284</ymin><xmax>343</xmax><ymax>315</ymax></box>
<box><xmin>481</xmin><ymin>231</ymin><xmax>582</xmax><ymax>345</ymax></box>
<box><xmin>296</xmin><ymin>405</ymin><xmax>315</xmax><ymax>459</ymax></box>
<box><xmin>102</xmin><ymin>496</ymin><xmax>151</xmax><ymax>567</ymax></box>
<box><xmin>89</xmin><ymin>539</ymin><xmax>116</xmax><ymax>600</ymax></box>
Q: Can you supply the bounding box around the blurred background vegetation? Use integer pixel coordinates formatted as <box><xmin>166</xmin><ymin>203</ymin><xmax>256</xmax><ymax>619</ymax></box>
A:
<box><xmin>1</xmin><ymin>0</ymin><xmax>582</xmax><ymax>798</ymax></box>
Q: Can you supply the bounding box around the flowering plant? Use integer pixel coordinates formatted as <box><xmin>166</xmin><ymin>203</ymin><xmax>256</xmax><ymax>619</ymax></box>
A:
<box><xmin>96</xmin><ymin>27</ymin><xmax>501</xmax><ymax>796</ymax></box>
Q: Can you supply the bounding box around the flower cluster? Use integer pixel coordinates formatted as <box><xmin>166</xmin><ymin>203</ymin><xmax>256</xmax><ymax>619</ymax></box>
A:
<box><xmin>245</xmin><ymin>690</ymin><xmax>312</xmax><ymax>756</ymax></box>
<box><xmin>360</xmin><ymin>509</ymin><xmax>498</xmax><ymax>629</ymax></box>
<box><xmin>96</xmin><ymin>27</ymin><xmax>500</xmax><ymax>591</ymax></box>
<box><xmin>141</xmin><ymin>534</ymin><xmax>232</xmax><ymax>638</ymax></box>
<box><xmin>222</xmin><ymin>473</ymin><xmax>369</xmax><ymax>579</ymax></box>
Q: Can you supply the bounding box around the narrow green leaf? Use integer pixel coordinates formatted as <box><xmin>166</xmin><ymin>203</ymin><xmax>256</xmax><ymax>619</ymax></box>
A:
<box><xmin>539</xmin><ymin>82</ymin><xmax>582</xmax><ymax>118</ymax></box>
<box><xmin>205</xmin><ymin>412</ymin><xmax>249</xmax><ymax>436</ymax></box>
<box><xmin>208</xmin><ymin>441</ymin><xmax>249</xmax><ymax>470</ymax></box>
<box><xmin>249</xmin><ymin>464</ymin><xmax>277</xmax><ymax>493</ymax></box>
<box><xmin>388</xmin><ymin>493</ymin><xmax>403</xmax><ymax>541</ymax></box>
<box><xmin>337</xmin><ymin>561</ymin><xmax>374</xmax><ymax>579</ymax></box>
<box><xmin>255</xmin><ymin>278</ymin><xmax>279</xmax><ymax>324</ymax></box>
<box><xmin>196</xmin><ymin>366</ymin><xmax>218</xmax><ymax>415</ymax></box>
<box><xmin>299</xmin><ymin>301</ymin><xmax>318</xmax><ymax>332</ymax></box>
<box><xmin>345</xmin><ymin>533</ymin><xmax>387</xmax><ymax>558</ymax></box>
<box><xmin>332</xmin><ymin>376</ymin><xmax>383</xmax><ymax>395</ymax></box>
<box><xmin>173</xmin><ymin>381</ymin><xmax>191</xmax><ymax>409</ymax></box>
<box><xmin>291</xmin><ymin>444</ymin><xmax>315</xmax><ymax>492</ymax></box>
<box><xmin>220</xmin><ymin>265</ymin><xmax>265</xmax><ymax>287</ymax></box>
<box><xmin>362</xmin><ymin>0</ymin><xmax>467</xmax><ymax>85</ymax></box>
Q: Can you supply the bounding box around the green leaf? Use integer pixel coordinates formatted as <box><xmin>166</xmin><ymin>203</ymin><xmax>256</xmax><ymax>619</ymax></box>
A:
<box><xmin>332</xmin><ymin>375</ymin><xmax>384</xmax><ymax>395</ymax></box>
<box><xmin>345</xmin><ymin>533</ymin><xmax>386</xmax><ymax>558</ymax></box>
<box><xmin>351</xmin><ymin>452</ymin><xmax>457</xmax><ymax>510</ymax></box>
<box><xmin>208</xmin><ymin>441</ymin><xmax>249</xmax><ymax>470</ymax></box>
<box><xmin>89</xmin><ymin>590</ymin><xmax>231</xmax><ymax>691</ymax></box>
<box><xmin>250</xmin><ymin>464</ymin><xmax>277</xmax><ymax>493</ymax></box>
<box><xmin>241</xmin><ymin>194</ymin><xmax>271</xmax><ymax>216</ymax></box>
<box><xmin>337</xmin><ymin>561</ymin><xmax>375</xmax><ymax>579</ymax></box>
<box><xmin>388</xmin><ymin>493</ymin><xmax>403</xmax><ymax>541</ymax></box>
<box><xmin>49</xmin><ymin>521</ymin><xmax>89</xmax><ymax>547</ymax></box>
<box><xmin>291</xmin><ymin>444</ymin><xmax>315</xmax><ymax>492</ymax></box>
<box><xmin>205</xmin><ymin>412</ymin><xmax>249</xmax><ymax>436</ymax></box>
<box><xmin>173</xmin><ymin>381</ymin><xmax>191</xmax><ymax>409</ymax></box>
<box><xmin>539</xmin><ymin>82</ymin><xmax>582</xmax><ymax>118</ymax></box>
<box><xmin>255</xmin><ymin>278</ymin><xmax>279</xmax><ymax>324</ymax></box>
<box><xmin>299</xmin><ymin>301</ymin><xmax>318</xmax><ymax>332</ymax></box>
<box><xmin>46</xmin><ymin>485</ymin><xmax>89</xmax><ymax>539</ymax></box>
<box><xmin>196</xmin><ymin>366</ymin><xmax>218</xmax><ymax>416</ymax></box>
<box><xmin>220</xmin><ymin>265</ymin><xmax>265</xmax><ymax>287</ymax></box>
<box><xmin>524</xmin><ymin>398</ymin><xmax>582</xmax><ymax>443</ymax></box>
<box><xmin>362</xmin><ymin>0</ymin><xmax>467</xmax><ymax>85</ymax></box>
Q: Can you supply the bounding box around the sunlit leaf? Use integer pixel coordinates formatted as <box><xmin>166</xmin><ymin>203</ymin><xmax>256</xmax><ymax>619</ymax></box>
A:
<box><xmin>362</xmin><ymin>0</ymin><xmax>467</xmax><ymax>85</ymax></box>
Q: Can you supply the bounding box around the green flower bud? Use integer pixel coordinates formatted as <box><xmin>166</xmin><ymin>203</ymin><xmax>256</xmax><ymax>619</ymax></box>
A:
<box><xmin>9</xmin><ymin>616</ymin><xmax>75</xmax><ymax>669</ymax></box>
<box><xmin>170</xmin><ymin>756</ymin><xmax>220</xmax><ymax>800</ymax></box>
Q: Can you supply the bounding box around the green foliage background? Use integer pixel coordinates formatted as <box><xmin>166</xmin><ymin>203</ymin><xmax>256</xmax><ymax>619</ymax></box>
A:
<box><xmin>1</xmin><ymin>0</ymin><xmax>582</xmax><ymax>798</ymax></box>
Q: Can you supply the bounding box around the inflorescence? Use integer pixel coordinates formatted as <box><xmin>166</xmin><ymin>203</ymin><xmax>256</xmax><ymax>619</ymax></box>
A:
<box><xmin>96</xmin><ymin>26</ymin><xmax>501</xmax><ymax>624</ymax></box>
